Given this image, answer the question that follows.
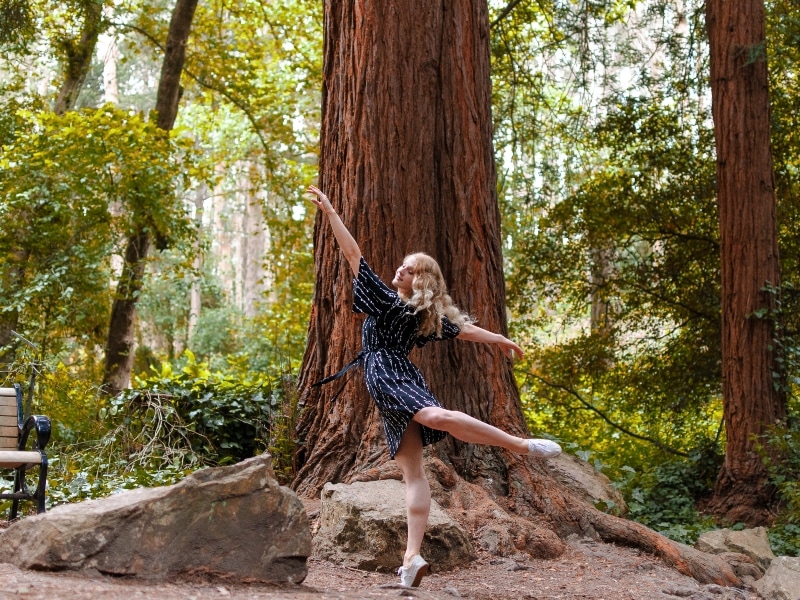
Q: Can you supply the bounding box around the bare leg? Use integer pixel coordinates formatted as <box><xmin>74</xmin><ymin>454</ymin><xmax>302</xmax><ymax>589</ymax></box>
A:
<box><xmin>394</xmin><ymin>422</ymin><xmax>430</xmax><ymax>568</ymax></box>
<box><xmin>413</xmin><ymin>407</ymin><xmax>530</xmax><ymax>453</ymax></box>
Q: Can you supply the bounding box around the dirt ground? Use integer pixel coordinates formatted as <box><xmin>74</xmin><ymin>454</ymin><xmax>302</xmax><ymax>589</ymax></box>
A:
<box><xmin>0</xmin><ymin>512</ymin><xmax>762</xmax><ymax>600</ymax></box>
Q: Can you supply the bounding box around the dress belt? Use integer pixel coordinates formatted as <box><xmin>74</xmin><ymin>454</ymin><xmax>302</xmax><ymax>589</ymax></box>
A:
<box><xmin>312</xmin><ymin>350</ymin><xmax>366</xmax><ymax>402</ymax></box>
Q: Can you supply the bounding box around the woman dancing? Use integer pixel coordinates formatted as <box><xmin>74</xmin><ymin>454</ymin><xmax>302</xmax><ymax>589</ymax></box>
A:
<box><xmin>307</xmin><ymin>185</ymin><xmax>561</xmax><ymax>588</ymax></box>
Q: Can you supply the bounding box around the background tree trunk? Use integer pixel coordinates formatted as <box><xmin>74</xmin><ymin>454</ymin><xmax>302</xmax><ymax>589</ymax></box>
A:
<box><xmin>53</xmin><ymin>0</ymin><xmax>103</xmax><ymax>115</ymax></box>
<box><xmin>293</xmin><ymin>1</ymin><xmax>742</xmax><ymax>585</ymax></box>
<box><xmin>705</xmin><ymin>0</ymin><xmax>786</xmax><ymax>524</ymax></box>
<box><xmin>102</xmin><ymin>0</ymin><xmax>198</xmax><ymax>396</ymax></box>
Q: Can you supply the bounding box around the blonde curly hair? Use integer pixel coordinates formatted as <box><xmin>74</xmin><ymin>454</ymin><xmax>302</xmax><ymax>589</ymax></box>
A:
<box><xmin>398</xmin><ymin>252</ymin><xmax>473</xmax><ymax>337</ymax></box>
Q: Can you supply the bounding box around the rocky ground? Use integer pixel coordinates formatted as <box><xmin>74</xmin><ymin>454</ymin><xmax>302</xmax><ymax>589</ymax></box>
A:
<box><xmin>0</xmin><ymin>522</ymin><xmax>761</xmax><ymax>600</ymax></box>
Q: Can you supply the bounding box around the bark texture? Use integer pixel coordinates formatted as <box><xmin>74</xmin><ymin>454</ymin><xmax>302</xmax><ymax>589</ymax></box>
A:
<box><xmin>294</xmin><ymin>0</ymin><xmax>742</xmax><ymax>585</ymax></box>
<box><xmin>705</xmin><ymin>0</ymin><xmax>786</xmax><ymax>523</ymax></box>
<box><xmin>102</xmin><ymin>0</ymin><xmax>198</xmax><ymax>396</ymax></box>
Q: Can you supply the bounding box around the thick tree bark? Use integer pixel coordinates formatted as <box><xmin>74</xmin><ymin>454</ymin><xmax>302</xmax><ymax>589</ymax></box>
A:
<box><xmin>102</xmin><ymin>0</ymin><xmax>198</xmax><ymax>396</ymax></box>
<box><xmin>294</xmin><ymin>0</ymin><xmax>521</xmax><ymax>497</ymax></box>
<box><xmin>705</xmin><ymin>0</ymin><xmax>786</xmax><ymax>524</ymax></box>
<box><xmin>293</xmin><ymin>0</ymin><xmax>742</xmax><ymax>585</ymax></box>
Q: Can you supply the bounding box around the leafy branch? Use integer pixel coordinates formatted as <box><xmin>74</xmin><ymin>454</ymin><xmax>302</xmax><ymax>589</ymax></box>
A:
<box><xmin>528</xmin><ymin>372</ymin><xmax>690</xmax><ymax>457</ymax></box>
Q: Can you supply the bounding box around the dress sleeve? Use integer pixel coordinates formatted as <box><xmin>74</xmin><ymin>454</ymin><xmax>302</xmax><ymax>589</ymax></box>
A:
<box><xmin>415</xmin><ymin>315</ymin><xmax>462</xmax><ymax>347</ymax></box>
<box><xmin>353</xmin><ymin>257</ymin><xmax>398</xmax><ymax>315</ymax></box>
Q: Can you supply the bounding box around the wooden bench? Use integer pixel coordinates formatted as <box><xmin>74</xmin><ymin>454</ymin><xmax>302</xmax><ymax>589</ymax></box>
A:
<box><xmin>0</xmin><ymin>384</ymin><xmax>51</xmax><ymax>518</ymax></box>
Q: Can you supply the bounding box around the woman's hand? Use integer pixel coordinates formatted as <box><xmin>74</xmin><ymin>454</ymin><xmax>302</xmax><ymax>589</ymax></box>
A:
<box><xmin>457</xmin><ymin>323</ymin><xmax>524</xmax><ymax>360</ymax></box>
<box><xmin>498</xmin><ymin>337</ymin><xmax>524</xmax><ymax>361</ymax></box>
<box><xmin>305</xmin><ymin>184</ymin><xmax>362</xmax><ymax>274</ymax></box>
<box><xmin>307</xmin><ymin>185</ymin><xmax>335</xmax><ymax>214</ymax></box>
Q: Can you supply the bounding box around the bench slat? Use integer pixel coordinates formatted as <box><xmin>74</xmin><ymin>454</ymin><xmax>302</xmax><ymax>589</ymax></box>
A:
<box><xmin>0</xmin><ymin>414</ymin><xmax>16</xmax><ymax>426</ymax></box>
<box><xmin>0</xmin><ymin>425</ymin><xmax>18</xmax><ymax>438</ymax></box>
<box><xmin>0</xmin><ymin>450</ymin><xmax>43</xmax><ymax>468</ymax></box>
<box><xmin>0</xmin><ymin>404</ymin><xmax>16</xmax><ymax>417</ymax></box>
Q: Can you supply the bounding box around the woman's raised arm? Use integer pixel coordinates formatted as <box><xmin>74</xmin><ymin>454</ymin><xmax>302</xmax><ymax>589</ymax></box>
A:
<box><xmin>457</xmin><ymin>322</ymin><xmax>524</xmax><ymax>360</ymax></box>
<box><xmin>307</xmin><ymin>185</ymin><xmax>362</xmax><ymax>275</ymax></box>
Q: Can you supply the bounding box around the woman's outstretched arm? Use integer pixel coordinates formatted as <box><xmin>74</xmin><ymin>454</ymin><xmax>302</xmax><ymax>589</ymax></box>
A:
<box><xmin>457</xmin><ymin>322</ymin><xmax>524</xmax><ymax>360</ymax></box>
<box><xmin>307</xmin><ymin>185</ymin><xmax>362</xmax><ymax>275</ymax></box>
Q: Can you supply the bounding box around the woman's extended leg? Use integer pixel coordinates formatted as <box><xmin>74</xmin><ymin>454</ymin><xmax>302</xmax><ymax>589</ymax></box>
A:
<box><xmin>393</xmin><ymin>422</ymin><xmax>430</xmax><ymax>568</ymax></box>
<box><xmin>413</xmin><ymin>406</ymin><xmax>560</xmax><ymax>456</ymax></box>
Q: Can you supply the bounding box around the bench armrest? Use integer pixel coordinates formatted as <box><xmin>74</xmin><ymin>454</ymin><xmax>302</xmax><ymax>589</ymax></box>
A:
<box><xmin>19</xmin><ymin>414</ymin><xmax>51</xmax><ymax>452</ymax></box>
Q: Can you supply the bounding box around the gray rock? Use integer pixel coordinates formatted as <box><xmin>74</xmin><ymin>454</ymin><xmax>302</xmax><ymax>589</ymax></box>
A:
<box><xmin>695</xmin><ymin>527</ymin><xmax>776</xmax><ymax>571</ymax></box>
<box><xmin>0</xmin><ymin>454</ymin><xmax>310</xmax><ymax>582</ymax></box>
<box><xmin>548</xmin><ymin>452</ymin><xmax>628</xmax><ymax>514</ymax></box>
<box><xmin>718</xmin><ymin>551</ymin><xmax>764</xmax><ymax>580</ymax></box>
<box><xmin>662</xmin><ymin>582</ymin><xmax>700</xmax><ymax>597</ymax></box>
<box><xmin>754</xmin><ymin>556</ymin><xmax>800</xmax><ymax>600</ymax></box>
<box><xmin>314</xmin><ymin>479</ymin><xmax>475</xmax><ymax>572</ymax></box>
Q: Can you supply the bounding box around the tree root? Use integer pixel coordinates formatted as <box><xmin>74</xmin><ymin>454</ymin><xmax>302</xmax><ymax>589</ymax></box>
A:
<box><xmin>585</xmin><ymin>508</ymin><xmax>740</xmax><ymax>586</ymax></box>
<box><xmin>443</xmin><ymin>454</ymin><xmax>742</xmax><ymax>586</ymax></box>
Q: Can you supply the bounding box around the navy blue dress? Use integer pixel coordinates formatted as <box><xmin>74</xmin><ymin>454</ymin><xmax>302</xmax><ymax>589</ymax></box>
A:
<box><xmin>319</xmin><ymin>257</ymin><xmax>461</xmax><ymax>458</ymax></box>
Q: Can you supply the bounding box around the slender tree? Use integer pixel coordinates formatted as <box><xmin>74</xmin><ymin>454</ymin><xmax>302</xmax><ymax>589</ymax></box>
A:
<box><xmin>294</xmin><ymin>0</ymin><xmax>742</xmax><ymax>584</ymax></box>
<box><xmin>53</xmin><ymin>0</ymin><xmax>104</xmax><ymax>115</ymax></box>
<box><xmin>705</xmin><ymin>0</ymin><xmax>786</xmax><ymax>523</ymax></box>
<box><xmin>102</xmin><ymin>0</ymin><xmax>198</xmax><ymax>396</ymax></box>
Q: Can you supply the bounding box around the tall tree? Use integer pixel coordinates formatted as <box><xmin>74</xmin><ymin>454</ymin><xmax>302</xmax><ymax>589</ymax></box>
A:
<box><xmin>102</xmin><ymin>0</ymin><xmax>198</xmax><ymax>396</ymax></box>
<box><xmin>295</xmin><ymin>0</ymin><xmax>518</xmax><ymax>493</ymax></box>
<box><xmin>705</xmin><ymin>0</ymin><xmax>786</xmax><ymax>523</ymax></box>
<box><xmin>294</xmin><ymin>0</ymin><xmax>741</xmax><ymax>584</ymax></box>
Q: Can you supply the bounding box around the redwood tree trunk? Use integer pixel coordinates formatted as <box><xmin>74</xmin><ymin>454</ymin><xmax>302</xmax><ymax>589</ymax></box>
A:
<box><xmin>102</xmin><ymin>0</ymin><xmax>198</xmax><ymax>396</ymax></box>
<box><xmin>294</xmin><ymin>0</ymin><xmax>524</xmax><ymax>496</ymax></box>
<box><xmin>706</xmin><ymin>0</ymin><xmax>786</xmax><ymax>524</ymax></box>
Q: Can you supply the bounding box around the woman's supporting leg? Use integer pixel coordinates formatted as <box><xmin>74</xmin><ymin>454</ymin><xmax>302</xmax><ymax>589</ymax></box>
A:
<box><xmin>394</xmin><ymin>422</ymin><xmax>431</xmax><ymax>567</ymax></box>
<box><xmin>413</xmin><ymin>407</ymin><xmax>530</xmax><ymax>453</ymax></box>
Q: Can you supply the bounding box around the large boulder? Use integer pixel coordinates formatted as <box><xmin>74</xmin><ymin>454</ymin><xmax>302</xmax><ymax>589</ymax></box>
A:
<box><xmin>754</xmin><ymin>556</ymin><xmax>800</xmax><ymax>600</ymax></box>
<box><xmin>314</xmin><ymin>479</ymin><xmax>475</xmax><ymax>572</ymax></box>
<box><xmin>0</xmin><ymin>454</ymin><xmax>310</xmax><ymax>582</ymax></box>
<box><xmin>695</xmin><ymin>527</ymin><xmax>776</xmax><ymax>571</ymax></box>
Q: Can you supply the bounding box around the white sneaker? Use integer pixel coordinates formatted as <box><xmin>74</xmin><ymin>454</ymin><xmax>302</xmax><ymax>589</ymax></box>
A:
<box><xmin>528</xmin><ymin>439</ymin><xmax>562</xmax><ymax>458</ymax></box>
<box><xmin>397</xmin><ymin>554</ymin><xmax>429</xmax><ymax>587</ymax></box>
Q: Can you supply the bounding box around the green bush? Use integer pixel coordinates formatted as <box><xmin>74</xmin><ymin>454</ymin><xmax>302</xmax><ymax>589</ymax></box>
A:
<box><xmin>618</xmin><ymin>445</ymin><xmax>721</xmax><ymax>544</ymax></box>
<box><xmin>762</xmin><ymin>423</ymin><xmax>800</xmax><ymax>556</ymax></box>
<box><xmin>0</xmin><ymin>350</ymin><xmax>301</xmax><ymax>513</ymax></box>
<box><xmin>118</xmin><ymin>350</ymin><xmax>281</xmax><ymax>464</ymax></box>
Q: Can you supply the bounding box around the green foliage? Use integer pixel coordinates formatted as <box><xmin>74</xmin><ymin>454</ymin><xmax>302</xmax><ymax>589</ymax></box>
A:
<box><xmin>761</xmin><ymin>416</ymin><xmax>800</xmax><ymax>556</ymax></box>
<box><xmin>497</xmin><ymin>1</ymin><xmax>729</xmax><ymax>517</ymax></box>
<box><xmin>267</xmin><ymin>373</ymin><xmax>301</xmax><ymax>484</ymax></box>
<box><xmin>0</xmin><ymin>104</ymin><xmax>195</xmax><ymax>361</ymax></box>
<box><xmin>122</xmin><ymin>351</ymin><xmax>279</xmax><ymax>463</ymax></box>
<box><xmin>615</xmin><ymin>447</ymin><xmax>721</xmax><ymax>544</ymax></box>
<box><xmin>1</xmin><ymin>350</ymin><xmax>298</xmax><ymax>511</ymax></box>
<box><xmin>0</xmin><ymin>0</ymin><xmax>34</xmax><ymax>49</ymax></box>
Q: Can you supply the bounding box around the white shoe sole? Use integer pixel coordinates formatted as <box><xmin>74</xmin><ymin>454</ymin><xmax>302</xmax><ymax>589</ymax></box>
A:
<box><xmin>398</xmin><ymin>555</ymin><xmax>429</xmax><ymax>587</ymax></box>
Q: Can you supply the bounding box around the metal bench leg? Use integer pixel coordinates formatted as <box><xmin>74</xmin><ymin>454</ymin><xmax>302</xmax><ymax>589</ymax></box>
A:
<box><xmin>35</xmin><ymin>455</ymin><xmax>48</xmax><ymax>514</ymax></box>
<box><xmin>10</xmin><ymin>467</ymin><xmax>22</xmax><ymax>520</ymax></box>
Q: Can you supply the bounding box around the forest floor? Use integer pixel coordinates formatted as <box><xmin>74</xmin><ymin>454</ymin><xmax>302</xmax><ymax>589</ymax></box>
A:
<box><xmin>0</xmin><ymin>504</ymin><xmax>763</xmax><ymax>600</ymax></box>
